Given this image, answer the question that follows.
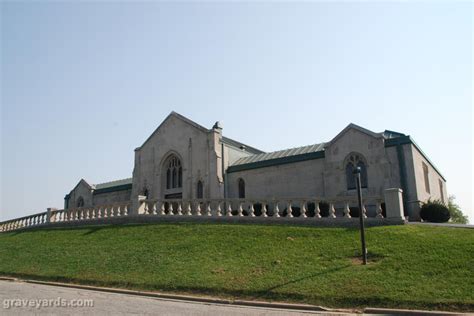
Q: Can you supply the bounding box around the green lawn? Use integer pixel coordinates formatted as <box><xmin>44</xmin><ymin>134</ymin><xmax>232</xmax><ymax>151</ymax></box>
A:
<box><xmin>0</xmin><ymin>223</ymin><xmax>473</xmax><ymax>312</ymax></box>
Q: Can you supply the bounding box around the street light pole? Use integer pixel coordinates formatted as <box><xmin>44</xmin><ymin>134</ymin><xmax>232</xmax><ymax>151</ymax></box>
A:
<box><xmin>354</xmin><ymin>167</ymin><xmax>367</xmax><ymax>265</ymax></box>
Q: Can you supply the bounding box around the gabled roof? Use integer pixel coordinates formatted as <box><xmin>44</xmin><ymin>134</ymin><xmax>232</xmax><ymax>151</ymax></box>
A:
<box><xmin>327</xmin><ymin>123</ymin><xmax>383</xmax><ymax>146</ymax></box>
<box><xmin>139</xmin><ymin>111</ymin><xmax>210</xmax><ymax>149</ymax></box>
<box><xmin>65</xmin><ymin>178</ymin><xmax>133</xmax><ymax>199</ymax></box>
<box><xmin>65</xmin><ymin>179</ymin><xmax>92</xmax><ymax>198</ymax></box>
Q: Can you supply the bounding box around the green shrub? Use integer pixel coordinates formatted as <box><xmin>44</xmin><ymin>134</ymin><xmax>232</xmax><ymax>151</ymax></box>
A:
<box><xmin>420</xmin><ymin>200</ymin><xmax>450</xmax><ymax>223</ymax></box>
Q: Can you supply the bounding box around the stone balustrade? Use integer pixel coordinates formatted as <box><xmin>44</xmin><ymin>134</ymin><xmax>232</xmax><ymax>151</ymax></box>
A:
<box><xmin>0</xmin><ymin>188</ymin><xmax>406</xmax><ymax>233</ymax></box>
<box><xmin>137</xmin><ymin>196</ymin><xmax>386</xmax><ymax>219</ymax></box>
<box><xmin>0</xmin><ymin>211</ymin><xmax>49</xmax><ymax>232</ymax></box>
<box><xmin>0</xmin><ymin>202</ymin><xmax>131</xmax><ymax>233</ymax></box>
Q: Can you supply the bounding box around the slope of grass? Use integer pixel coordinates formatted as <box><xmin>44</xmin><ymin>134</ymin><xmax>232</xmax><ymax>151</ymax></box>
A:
<box><xmin>0</xmin><ymin>223</ymin><xmax>473</xmax><ymax>311</ymax></box>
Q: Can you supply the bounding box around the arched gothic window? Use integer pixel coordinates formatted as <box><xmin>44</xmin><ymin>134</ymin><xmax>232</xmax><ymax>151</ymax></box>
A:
<box><xmin>197</xmin><ymin>180</ymin><xmax>203</xmax><ymax>199</ymax></box>
<box><xmin>345</xmin><ymin>154</ymin><xmax>368</xmax><ymax>190</ymax></box>
<box><xmin>76</xmin><ymin>196</ymin><xmax>84</xmax><ymax>208</ymax></box>
<box><xmin>166</xmin><ymin>155</ymin><xmax>182</xmax><ymax>189</ymax></box>
<box><xmin>238</xmin><ymin>178</ymin><xmax>245</xmax><ymax>199</ymax></box>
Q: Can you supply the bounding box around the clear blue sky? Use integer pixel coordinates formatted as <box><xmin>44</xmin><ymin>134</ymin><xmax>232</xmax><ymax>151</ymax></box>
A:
<box><xmin>1</xmin><ymin>2</ymin><xmax>472</xmax><ymax>222</ymax></box>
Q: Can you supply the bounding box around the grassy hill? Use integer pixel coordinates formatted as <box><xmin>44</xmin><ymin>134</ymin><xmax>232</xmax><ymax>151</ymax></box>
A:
<box><xmin>0</xmin><ymin>223</ymin><xmax>472</xmax><ymax>312</ymax></box>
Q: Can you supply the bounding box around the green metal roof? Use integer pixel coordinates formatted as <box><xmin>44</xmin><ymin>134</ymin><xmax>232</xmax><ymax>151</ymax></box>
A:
<box><xmin>94</xmin><ymin>178</ymin><xmax>133</xmax><ymax>190</ymax></box>
<box><xmin>228</xmin><ymin>143</ymin><xmax>327</xmax><ymax>172</ymax></box>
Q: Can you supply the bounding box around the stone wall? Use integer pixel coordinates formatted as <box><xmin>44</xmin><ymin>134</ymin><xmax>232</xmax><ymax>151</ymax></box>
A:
<box><xmin>93</xmin><ymin>189</ymin><xmax>132</xmax><ymax>206</ymax></box>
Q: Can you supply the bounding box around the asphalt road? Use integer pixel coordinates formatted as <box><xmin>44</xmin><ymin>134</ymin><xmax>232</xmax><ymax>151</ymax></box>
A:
<box><xmin>0</xmin><ymin>280</ymin><xmax>351</xmax><ymax>315</ymax></box>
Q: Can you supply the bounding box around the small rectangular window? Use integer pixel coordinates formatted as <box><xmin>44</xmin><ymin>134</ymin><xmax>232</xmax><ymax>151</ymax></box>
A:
<box><xmin>422</xmin><ymin>162</ymin><xmax>430</xmax><ymax>193</ymax></box>
<box><xmin>439</xmin><ymin>180</ymin><xmax>445</xmax><ymax>204</ymax></box>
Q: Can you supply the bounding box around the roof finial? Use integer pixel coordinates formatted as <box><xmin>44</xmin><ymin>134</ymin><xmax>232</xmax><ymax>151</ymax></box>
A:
<box><xmin>212</xmin><ymin>121</ymin><xmax>222</xmax><ymax>130</ymax></box>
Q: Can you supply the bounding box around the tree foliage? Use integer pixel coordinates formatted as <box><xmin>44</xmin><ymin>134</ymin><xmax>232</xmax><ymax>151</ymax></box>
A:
<box><xmin>448</xmin><ymin>195</ymin><xmax>469</xmax><ymax>224</ymax></box>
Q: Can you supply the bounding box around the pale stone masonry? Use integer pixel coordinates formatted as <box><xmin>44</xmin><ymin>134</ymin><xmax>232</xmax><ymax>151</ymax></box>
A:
<box><xmin>64</xmin><ymin>111</ymin><xmax>447</xmax><ymax>221</ymax></box>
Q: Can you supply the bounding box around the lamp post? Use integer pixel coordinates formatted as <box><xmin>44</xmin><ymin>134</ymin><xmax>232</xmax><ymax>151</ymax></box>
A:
<box><xmin>353</xmin><ymin>166</ymin><xmax>367</xmax><ymax>265</ymax></box>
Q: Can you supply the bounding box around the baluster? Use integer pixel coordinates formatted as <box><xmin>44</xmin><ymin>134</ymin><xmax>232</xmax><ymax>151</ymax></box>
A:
<box><xmin>301</xmin><ymin>201</ymin><xmax>307</xmax><ymax>218</ymax></box>
<box><xmin>186</xmin><ymin>202</ymin><xmax>192</xmax><ymax>216</ymax></box>
<box><xmin>227</xmin><ymin>203</ymin><xmax>233</xmax><ymax>216</ymax></box>
<box><xmin>90</xmin><ymin>209</ymin><xmax>95</xmax><ymax>219</ymax></box>
<box><xmin>344</xmin><ymin>203</ymin><xmax>351</xmax><ymax>218</ymax></box>
<box><xmin>168</xmin><ymin>202</ymin><xmax>174</xmax><ymax>215</ymax></box>
<box><xmin>287</xmin><ymin>201</ymin><xmax>293</xmax><ymax>218</ymax></box>
<box><xmin>329</xmin><ymin>203</ymin><xmax>336</xmax><ymax>218</ymax></box>
<box><xmin>124</xmin><ymin>205</ymin><xmax>129</xmax><ymax>216</ymax></box>
<box><xmin>86</xmin><ymin>209</ymin><xmax>91</xmax><ymax>219</ymax></box>
<box><xmin>206</xmin><ymin>202</ymin><xmax>212</xmax><ymax>216</ymax></box>
<box><xmin>196</xmin><ymin>202</ymin><xmax>202</xmax><ymax>216</ymax></box>
<box><xmin>249</xmin><ymin>203</ymin><xmax>255</xmax><ymax>217</ymax></box>
<box><xmin>143</xmin><ymin>201</ymin><xmax>149</xmax><ymax>214</ymax></box>
<box><xmin>238</xmin><ymin>202</ymin><xmax>243</xmax><ymax>216</ymax></box>
<box><xmin>313</xmin><ymin>201</ymin><xmax>321</xmax><ymax>219</ymax></box>
<box><xmin>110</xmin><ymin>205</ymin><xmax>116</xmax><ymax>217</ymax></box>
<box><xmin>177</xmin><ymin>202</ymin><xmax>183</xmax><ymax>216</ymax></box>
<box><xmin>98</xmin><ymin>207</ymin><xmax>103</xmax><ymax>219</ymax></box>
<box><xmin>362</xmin><ymin>204</ymin><xmax>368</xmax><ymax>218</ymax></box>
<box><xmin>216</xmin><ymin>202</ymin><xmax>222</xmax><ymax>216</ymax></box>
<box><xmin>376</xmin><ymin>202</ymin><xmax>384</xmax><ymax>218</ymax></box>
<box><xmin>160</xmin><ymin>202</ymin><xmax>166</xmax><ymax>215</ymax></box>
<box><xmin>117</xmin><ymin>206</ymin><xmax>122</xmax><ymax>217</ymax></box>
<box><xmin>103</xmin><ymin>207</ymin><xmax>108</xmax><ymax>218</ymax></box>
<box><xmin>274</xmin><ymin>202</ymin><xmax>280</xmax><ymax>218</ymax></box>
<box><xmin>152</xmin><ymin>202</ymin><xmax>157</xmax><ymax>215</ymax></box>
<box><xmin>262</xmin><ymin>202</ymin><xmax>268</xmax><ymax>217</ymax></box>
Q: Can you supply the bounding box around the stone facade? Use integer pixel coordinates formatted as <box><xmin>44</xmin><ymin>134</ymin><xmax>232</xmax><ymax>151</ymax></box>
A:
<box><xmin>64</xmin><ymin>112</ymin><xmax>447</xmax><ymax>221</ymax></box>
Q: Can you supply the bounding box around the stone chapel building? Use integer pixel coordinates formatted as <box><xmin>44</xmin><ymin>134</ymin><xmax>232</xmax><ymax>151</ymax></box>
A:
<box><xmin>64</xmin><ymin>111</ymin><xmax>447</xmax><ymax>221</ymax></box>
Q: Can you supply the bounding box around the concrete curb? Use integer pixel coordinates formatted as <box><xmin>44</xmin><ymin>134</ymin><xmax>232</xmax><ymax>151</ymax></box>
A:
<box><xmin>363</xmin><ymin>307</ymin><xmax>466</xmax><ymax>315</ymax></box>
<box><xmin>0</xmin><ymin>276</ymin><xmax>341</xmax><ymax>313</ymax></box>
<box><xmin>0</xmin><ymin>276</ymin><xmax>470</xmax><ymax>315</ymax></box>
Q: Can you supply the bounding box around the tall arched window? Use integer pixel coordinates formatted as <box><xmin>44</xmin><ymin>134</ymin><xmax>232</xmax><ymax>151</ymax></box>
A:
<box><xmin>238</xmin><ymin>178</ymin><xmax>245</xmax><ymax>198</ymax></box>
<box><xmin>166</xmin><ymin>155</ymin><xmax>182</xmax><ymax>189</ymax></box>
<box><xmin>76</xmin><ymin>196</ymin><xmax>84</xmax><ymax>208</ymax></box>
<box><xmin>345</xmin><ymin>153</ymin><xmax>368</xmax><ymax>190</ymax></box>
<box><xmin>197</xmin><ymin>180</ymin><xmax>203</xmax><ymax>199</ymax></box>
